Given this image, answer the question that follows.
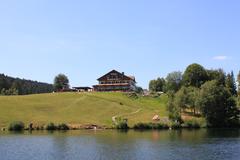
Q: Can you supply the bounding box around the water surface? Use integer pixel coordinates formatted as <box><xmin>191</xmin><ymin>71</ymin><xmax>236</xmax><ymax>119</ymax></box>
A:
<box><xmin>0</xmin><ymin>129</ymin><xmax>239</xmax><ymax>160</ymax></box>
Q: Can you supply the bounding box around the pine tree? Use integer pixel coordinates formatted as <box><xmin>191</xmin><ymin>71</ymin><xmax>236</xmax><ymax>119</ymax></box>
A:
<box><xmin>237</xmin><ymin>71</ymin><xmax>240</xmax><ymax>106</ymax></box>
<box><xmin>238</xmin><ymin>71</ymin><xmax>240</xmax><ymax>96</ymax></box>
<box><xmin>225</xmin><ymin>71</ymin><xmax>237</xmax><ymax>96</ymax></box>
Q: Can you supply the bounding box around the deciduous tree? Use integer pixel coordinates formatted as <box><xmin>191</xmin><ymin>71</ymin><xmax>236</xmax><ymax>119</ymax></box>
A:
<box><xmin>167</xmin><ymin>93</ymin><xmax>182</xmax><ymax>123</ymax></box>
<box><xmin>183</xmin><ymin>63</ymin><xmax>208</xmax><ymax>87</ymax></box>
<box><xmin>54</xmin><ymin>74</ymin><xmax>69</xmax><ymax>91</ymax></box>
<box><xmin>197</xmin><ymin>80</ymin><xmax>239</xmax><ymax>127</ymax></box>
<box><xmin>149</xmin><ymin>77</ymin><xmax>165</xmax><ymax>92</ymax></box>
<box><xmin>207</xmin><ymin>69</ymin><xmax>226</xmax><ymax>85</ymax></box>
<box><xmin>164</xmin><ymin>71</ymin><xmax>182</xmax><ymax>93</ymax></box>
<box><xmin>174</xmin><ymin>86</ymin><xmax>200</xmax><ymax>115</ymax></box>
<box><xmin>174</xmin><ymin>86</ymin><xmax>188</xmax><ymax>112</ymax></box>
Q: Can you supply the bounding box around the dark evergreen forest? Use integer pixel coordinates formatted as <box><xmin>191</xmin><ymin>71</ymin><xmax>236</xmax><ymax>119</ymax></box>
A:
<box><xmin>0</xmin><ymin>74</ymin><xmax>53</xmax><ymax>95</ymax></box>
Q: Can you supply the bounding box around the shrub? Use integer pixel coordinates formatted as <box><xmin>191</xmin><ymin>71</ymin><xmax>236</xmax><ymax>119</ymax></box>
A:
<box><xmin>8</xmin><ymin>121</ymin><xmax>25</xmax><ymax>131</ymax></box>
<box><xmin>152</xmin><ymin>123</ymin><xmax>169</xmax><ymax>129</ymax></box>
<box><xmin>170</xmin><ymin>122</ymin><xmax>181</xmax><ymax>129</ymax></box>
<box><xmin>45</xmin><ymin>122</ymin><xmax>57</xmax><ymax>130</ymax></box>
<box><xmin>126</xmin><ymin>92</ymin><xmax>138</xmax><ymax>99</ymax></box>
<box><xmin>133</xmin><ymin>122</ymin><xmax>152</xmax><ymax>130</ymax></box>
<box><xmin>115</xmin><ymin>117</ymin><xmax>129</xmax><ymax>130</ymax></box>
<box><xmin>133</xmin><ymin>122</ymin><xmax>169</xmax><ymax>130</ymax></box>
<box><xmin>149</xmin><ymin>92</ymin><xmax>161</xmax><ymax>98</ymax></box>
<box><xmin>116</xmin><ymin>121</ymin><xmax>129</xmax><ymax>130</ymax></box>
<box><xmin>57</xmin><ymin>123</ymin><xmax>70</xmax><ymax>130</ymax></box>
<box><xmin>183</xmin><ymin>119</ymin><xmax>201</xmax><ymax>129</ymax></box>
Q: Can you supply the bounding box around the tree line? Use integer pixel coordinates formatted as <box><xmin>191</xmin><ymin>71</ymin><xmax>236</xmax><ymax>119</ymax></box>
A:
<box><xmin>149</xmin><ymin>63</ymin><xmax>240</xmax><ymax>127</ymax></box>
<box><xmin>0</xmin><ymin>74</ymin><xmax>53</xmax><ymax>95</ymax></box>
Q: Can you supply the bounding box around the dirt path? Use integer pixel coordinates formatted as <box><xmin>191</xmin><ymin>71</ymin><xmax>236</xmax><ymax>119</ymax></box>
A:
<box><xmin>112</xmin><ymin>108</ymin><xmax>142</xmax><ymax>124</ymax></box>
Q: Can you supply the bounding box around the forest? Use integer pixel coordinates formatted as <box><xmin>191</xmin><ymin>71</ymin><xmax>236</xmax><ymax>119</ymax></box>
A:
<box><xmin>149</xmin><ymin>63</ymin><xmax>240</xmax><ymax>127</ymax></box>
<box><xmin>0</xmin><ymin>74</ymin><xmax>53</xmax><ymax>95</ymax></box>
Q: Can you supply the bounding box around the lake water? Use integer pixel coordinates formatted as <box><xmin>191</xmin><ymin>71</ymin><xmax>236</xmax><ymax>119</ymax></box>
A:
<box><xmin>0</xmin><ymin>129</ymin><xmax>239</xmax><ymax>160</ymax></box>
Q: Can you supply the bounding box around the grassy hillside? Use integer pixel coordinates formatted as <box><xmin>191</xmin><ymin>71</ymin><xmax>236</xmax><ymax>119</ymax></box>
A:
<box><xmin>0</xmin><ymin>92</ymin><xmax>168</xmax><ymax>128</ymax></box>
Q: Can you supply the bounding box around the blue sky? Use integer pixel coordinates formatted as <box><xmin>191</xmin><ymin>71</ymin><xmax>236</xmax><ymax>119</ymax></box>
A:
<box><xmin>0</xmin><ymin>0</ymin><xmax>239</xmax><ymax>88</ymax></box>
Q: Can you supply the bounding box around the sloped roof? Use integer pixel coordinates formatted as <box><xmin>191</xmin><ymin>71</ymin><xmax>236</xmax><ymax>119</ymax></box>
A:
<box><xmin>97</xmin><ymin>70</ymin><xmax>136</xmax><ymax>82</ymax></box>
<box><xmin>128</xmin><ymin>76</ymin><xmax>135</xmax><ymax>81</ymax></box>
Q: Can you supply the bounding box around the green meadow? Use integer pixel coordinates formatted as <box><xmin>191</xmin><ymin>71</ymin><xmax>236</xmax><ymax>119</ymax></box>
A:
<box><xmin>0</xmin><ymin>92</ymin><xmax>168</xmax><ymax>128</ymax></box>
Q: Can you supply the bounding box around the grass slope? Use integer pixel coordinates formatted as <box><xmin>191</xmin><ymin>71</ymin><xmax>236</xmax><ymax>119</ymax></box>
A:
<box><xmin>0</xmin><ymin>92</ymin><xmax>168</xmax><ymax>128</ymax></box>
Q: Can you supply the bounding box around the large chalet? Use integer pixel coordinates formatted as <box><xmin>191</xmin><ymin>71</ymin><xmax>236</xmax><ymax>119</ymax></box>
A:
<box><xmin>93</xmin><ymin>70</ymin><xmax>136</xmax><ymax>92</ymax></box>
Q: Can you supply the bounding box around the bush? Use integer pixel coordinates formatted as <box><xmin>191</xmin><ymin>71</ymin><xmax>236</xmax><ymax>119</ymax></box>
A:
<box><xmin>170</xmin><ymin>122</ymin><xmax>181</xmax><ymax>129</ymax></box>
<box><xmin>8</xmin><ymin>121</ymin><xmax>25</xmax><ymax>131</ymax></box>
<box><xmin>45</xmin><ymin>122</ymin><xmax>57</xmax><ymax>130</ymax></box>
<box><xmin>57</xmin><ymin>123</ymin><xmax>69</xmax><ymax>130</ymax></box>
<box><xmin>126</xmin><ymin>92</ymin><xmax>138</xmax><ymax>99</ymax></box>
<box><xmin>183</xmin><ymin>119</ymin><xmax>201</xmax><ymax>129</ymax></box>
<box><xmin>151</xmin><ymin>123</ymin><xmax>169</xmax><ymax>129</ymax></box>
<box><xmin>116</xmin><ymin>121</ymin><xmax>129</xmax><ymax>130</ymax></box>
<box><xmin>35</xmin><ymin>125</ymin><xmax>44</xmax><ymax>130</ymax></box>
<box><xmin>149</xmin><ymin>92</ymin><xmax>161</xmax><ymax>98</ymax></box>
<box><xmin>133</xmin><ymin>122</ymin><xmax>152</xmax><ymax>130</ymax></box>
<box><xmin>133</xmin><ymin>122</ymin><xmax>169</xmax><ymax>130</ymax></box>
<box><xmin>115</xmin><ymin>117</ymin><xmax>129</xmax><ymax>130</ymax></box>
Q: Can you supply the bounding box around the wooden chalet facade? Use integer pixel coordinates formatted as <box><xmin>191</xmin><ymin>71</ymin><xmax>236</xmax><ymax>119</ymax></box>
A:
<box><xmin>93</xmin><ymin>70</ymin><xmax>136</xmax><ymax>92</ymax></box>
<box><xmin>72</xmin><ymin>87</ymin><xmax>93</xmax><ymax>92</ymax></box>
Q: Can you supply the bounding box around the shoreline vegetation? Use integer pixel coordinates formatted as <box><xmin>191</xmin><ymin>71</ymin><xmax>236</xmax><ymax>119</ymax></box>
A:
<box><xmin>3</xmin><ymin>119</ymin><xmax>239</xmax><ymax>132</ymax></box>
<box><xmin>2</xmin><ymin>119</ymin><xmax>205</xmax><ymax>131</ymax></box>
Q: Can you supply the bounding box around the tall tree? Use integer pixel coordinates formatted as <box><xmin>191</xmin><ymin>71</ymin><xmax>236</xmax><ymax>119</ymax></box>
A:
<box><xmin>164</xmin><ymin>71</ymin><xmax>182</xmax><ymax>93</ymax></box>
<box><xmin>238</xmin><ymin>71</ymin><xmax>240</xmax><ymax>106</ymax></box>
<box><xmin>174</xmin><ymin>86</ymin><xmax>199</xmax><ymax>115</ymax></box>
<box><xmin>207</xmin><ymin>69</ymin><xmax>226</xmax><ymax>85</ymax></box>
<box><xmin>11</xmin><ymin>80</ymin><xmax>22</xmax><ymax>95</ymax></box>
<box><xmin>183</xmin><ymin>63</ymin><xmax>208</xmax><ymax>87</ymax></box>
<box><xmin>225</xmin><ymin>71</ymin><xmax>237</xmax><ymax>96</ymax></box>
<box><xmin>149</xmin><ymin>80</ymin><xmax>156</xmax><ymax>92</ymax></box>
<box><xmin>197</xmin><ymin>80</ymin><xmax>239</xmax><ymax>127</ymax></box>
<box><xmin>167</xmin><ymin>93</ymin><xmax>182</xmax><ymax>123</ymax></box>
<box><xmin>174</xmin><ymin>86</ymin><xmax>189</xmax><ymax>112</ymax></box>
<box><xmin>0</xmin><ymin>74</ymin><xmax>9</xmax><ymax>91</ymax></box>
<box><xmin>149</xmin><ymin>77</ymin><xmax>165</xmax><ymax>92</ymax></box>
<box><xmin>187</xmin><ymin>87</ymin><xmax>200</xmax><ymax>115</ymax></box>
<box><xmin>54</xmin><ymin>74</ymin><xmax>69</xmax><ymax>91</ymax></box>
<box><xmin>238</xmin><ymin>71</ymin><xmax>240</xmax><ymax>96</ymax></box>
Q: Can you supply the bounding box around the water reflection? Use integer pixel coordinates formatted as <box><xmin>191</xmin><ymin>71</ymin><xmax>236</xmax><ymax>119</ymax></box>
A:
<box><xmin>0</xmin><ymin>129</ymin><xmax>239</xmax><ymax>160</ymax></box>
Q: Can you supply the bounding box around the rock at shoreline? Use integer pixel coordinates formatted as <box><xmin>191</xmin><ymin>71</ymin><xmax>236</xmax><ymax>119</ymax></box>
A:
<box><xmin>152</xmin><ymin>115</ymin><xmax>160</xmax><ymax>121</ymax></box>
